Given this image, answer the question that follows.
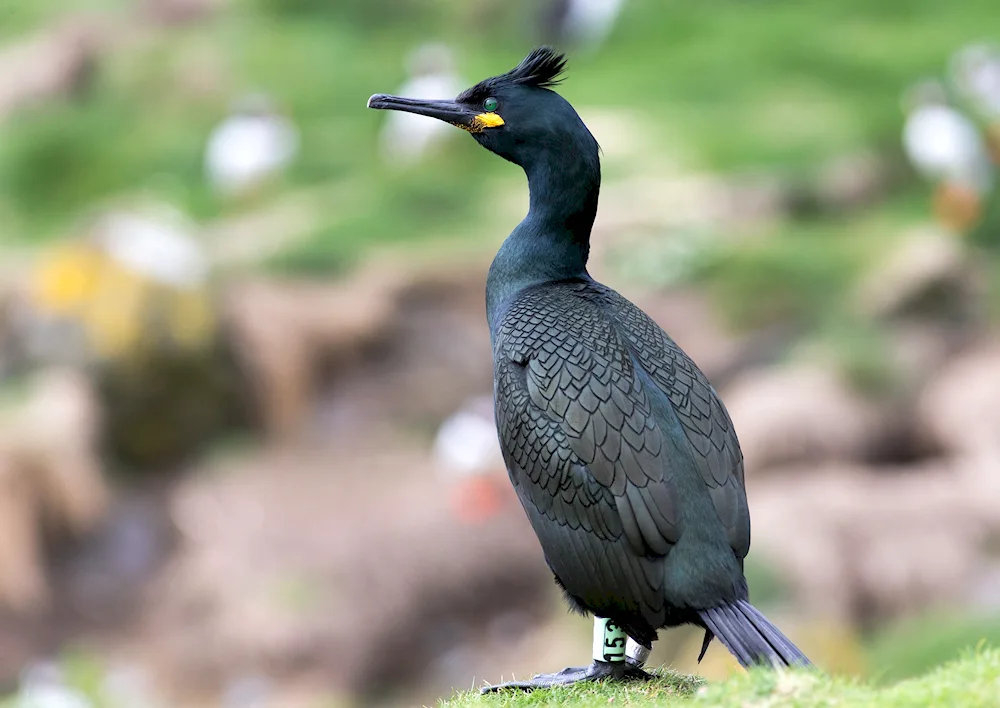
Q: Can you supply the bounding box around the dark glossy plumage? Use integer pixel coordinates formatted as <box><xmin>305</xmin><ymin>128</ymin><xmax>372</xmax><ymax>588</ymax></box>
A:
<box><xmin>493</xmin><ymin>277</ymin><xmax>750</xmax><ymax>646</ymax></box>
<box><xmin>368</xmin><ymin>46</ymin><xmax>811</xmax><ymax>675</ymax></box>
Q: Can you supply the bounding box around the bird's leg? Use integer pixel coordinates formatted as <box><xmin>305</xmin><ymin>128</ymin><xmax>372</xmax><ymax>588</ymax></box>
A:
<box><xmin>626</xmin><ymin>636</ymin><xmax>651</xmax><ymax>668</ymax></box>
<box><xmin>481</xmin><ymin>618</ymin><xmax>653</xmax><ymax>693</ymax></box>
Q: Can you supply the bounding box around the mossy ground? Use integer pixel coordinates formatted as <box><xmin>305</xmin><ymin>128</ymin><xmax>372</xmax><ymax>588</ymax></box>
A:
<box><xmin>443</xmin><ymin>648</ymin><xmax>1000</xmax><ymax>708</ymax></box>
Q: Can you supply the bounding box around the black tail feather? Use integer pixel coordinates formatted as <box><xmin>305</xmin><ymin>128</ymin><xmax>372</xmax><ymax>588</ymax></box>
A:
<box><xmin>697</xmin><ymin>600</ymin><xmax>812</xmax><ymax>669</ymax></box>
<box><xmin>725</xmin><ymin>604</ymin><xmax>781</xmax><ymax>665</ymax></box>
<box><xmin>736</xmin><ymin>600</ymin><xmax>809</xmax><ymax>663</ymax></box>
<box><xmin>697</xmin><ymin>629</ymin><xmax>713</xmax><ymax>663</ymax></box>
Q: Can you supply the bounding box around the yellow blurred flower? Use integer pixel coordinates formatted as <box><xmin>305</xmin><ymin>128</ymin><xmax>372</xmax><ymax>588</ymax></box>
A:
<box><xmin>30</xmin><ymin>236</ymin><xmax>216</xmax><ymax>361</ymax></box>
<box><xmin>33</xmin><ymin>243</ymin><xmax>103</xmax><ymax>315</ymax></box>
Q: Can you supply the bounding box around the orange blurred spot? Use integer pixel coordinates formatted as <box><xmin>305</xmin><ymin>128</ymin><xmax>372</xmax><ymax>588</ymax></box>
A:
<box><xmin>933</xmin><ymin>183</ymin><xmax>982</xmax><ymax>233</ymax></box>
<box><xmin>451</xmin><ymin>476</ymin><xmax>511</xmax><ymax>524</ymax></box>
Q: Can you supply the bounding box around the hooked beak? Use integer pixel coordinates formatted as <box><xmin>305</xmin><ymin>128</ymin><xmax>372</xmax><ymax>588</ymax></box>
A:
<box><xmin>367</xmin><ymin>94</ymin><xmax>504</xmax><ymax>133</ymax></box>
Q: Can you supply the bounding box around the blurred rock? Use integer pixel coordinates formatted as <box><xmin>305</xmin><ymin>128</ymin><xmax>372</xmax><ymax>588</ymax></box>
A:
<box><xmin>884</xmin><ymin>321</ymin><xmax>963</xmax><ymax>394</ymax></box>
<box><xmin>224</xmin><ymin>261</ymin><xmax>496</xmax><ymax>443</ymax></box>
<box><xmin>0</xmin><ymin>456</ymin><xmax>48</xmax><ymax>612</ymax></box>
<box><xmin>95</xmin><ymin>337</ymin><xmax>251</xmax><ymax>470</ymax></box>
<box><xmin>17</xmin><ymin>369</ymin><xmax>106</xmax><ymax>535</ymax></box>
<box><xmin>626</xmin><ymin>288</ymin><xmax>745</xmax><ymax>383</ymax></box>
<box><xmin>222</xmin><ymin>674</ymin><xmax>271</xmax><ymax>708</ymax></box>
<box><xmin>0</xmin><ymin>293</ymin><xmax>25</xmax><ymax>379</ymax></box>
<box><xmin>53</xmin><ymin>489</ymin><xmax>176</xmax><ymax>626</ymax></box>
<box><xmin>138</xmin><ymin>444</ymin><xmax>550</xmax><ymax>702</ymax></box>
<box><xmin>317</xmin><ymin>266</ymin><xmax>495</xmax><ymax>430</ymax></box>
<box><xmin>916</xmin><ymin>341</ymin><xmax>1000</xmax><ymax>456</ymax></box>
<box><xmin>750</xmin><ymin>457</ymin><xmax>1000</xmax><ymax>625</ymax></box>
<box><xmin>723</xmin><ymin>363</ymin><xmax>885</xmax><ymax>477</ymax></box>
<box><xmin>0</xmin><ymin>19</ymin><xmax>102</xmax><ymax>122</ymax></box>
<box><xmin>100</xmin><ymin>663</ymin><xmax>163</xmax><ymax>708</ymax></box>
<box><xmin>811</xmin><ymin>151</ymin><xmax>901</xmax><ymax>213</ymax></box>
<box><xmin>221</xmin><ymin>268</ymin><xmax>403</xmax><ymax>441</ymax></box>
<box><xmin>855</xmin><ymin>227</ymin><xmax>975</xmax><ymax>322</ymax></box>
<box><xmin>0</xmin><ymin>368</ymin><xmax>107</xmax><ymax>613</ymax></box>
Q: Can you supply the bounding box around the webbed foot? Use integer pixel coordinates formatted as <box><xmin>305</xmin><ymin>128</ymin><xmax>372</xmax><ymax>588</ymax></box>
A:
<box><xmin>480</xmin><ymin>660</ymin><xmax>652</xmax><ymax>693</ymax></box>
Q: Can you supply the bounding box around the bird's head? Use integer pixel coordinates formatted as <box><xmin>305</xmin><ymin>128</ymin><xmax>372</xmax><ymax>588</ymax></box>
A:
<box><xmin>368</xmin><ymin>47</ymin><xmax>597</xmax><ymax>169</ymax></box>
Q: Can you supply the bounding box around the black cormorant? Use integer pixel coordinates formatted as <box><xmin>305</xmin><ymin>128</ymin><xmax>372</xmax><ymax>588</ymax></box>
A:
<box><xmin>368</xmin><ymin>47</ymin><xmax>811</xmax><ymax>691</ymax></box>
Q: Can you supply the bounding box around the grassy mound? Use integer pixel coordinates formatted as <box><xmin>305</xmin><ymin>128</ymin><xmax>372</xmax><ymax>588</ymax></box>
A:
<box><xmin>444</xmin><ymin>648</ymin><xmax>1000</xmax><ymax>708</ymax></box>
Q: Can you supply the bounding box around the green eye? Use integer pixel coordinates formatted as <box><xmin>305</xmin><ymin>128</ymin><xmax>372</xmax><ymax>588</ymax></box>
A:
<box><xmin>483</xmin><ymin>97</ymin><xmax>498</xmax><ymax>112</ymax></box>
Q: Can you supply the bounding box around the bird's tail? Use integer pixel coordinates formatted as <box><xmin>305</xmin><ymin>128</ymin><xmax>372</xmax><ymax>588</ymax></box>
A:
<box><xmin>697</xmin><ymin>599</ymin><xmax>812</xmax><ymax>669</ymax></box>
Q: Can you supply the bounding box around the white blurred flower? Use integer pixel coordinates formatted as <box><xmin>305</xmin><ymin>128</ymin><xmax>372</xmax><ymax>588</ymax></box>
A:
<box><xmin>559</xmin><ymin>0</ymin><xmax>626</xmax><ymax>50</ymax></box>
<box><xmin>949</xmin><ymin>43</ymin><xmax>1000</xmax><ymax>119</ymax></box>
<box><xmin>205</xmin><ymin>93</ymin><xmax>299</xmax><ymax>196</ymax></box>
<box><xmin>96</xmin><ymin>207</ymin><xmax>207</xmax><ymax>289</ymax></box>
<box><xmin>379</xmin><ymin>44</ymin><xmax>463</xmax><ymax>167</ymax></box>
<box><xmin>18</xmin><ymin>661</ymin><xmax>91</xmax><ymax>708</ymax></box>
<box><xmin>433</xmin><ymin>395</ymin><xmax>501</xmax><ymax>477</ymax></box>
<box><xmin>902</xmin><ymin>79</ymin><xmax>993</xmax><ymax>194</ymax></box>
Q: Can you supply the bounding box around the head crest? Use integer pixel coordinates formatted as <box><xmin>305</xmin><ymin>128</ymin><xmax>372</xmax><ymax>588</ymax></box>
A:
<box><xmin>502</xmin><ymin>47</ymin><xmax>567</xmax><ymax>89</ymax></box>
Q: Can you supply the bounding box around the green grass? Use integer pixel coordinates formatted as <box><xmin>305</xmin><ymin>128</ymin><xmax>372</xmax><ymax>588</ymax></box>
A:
<box><xmin>583</xmin><ymin>0</ymin><xmax>998</xmax><ymax>168</ymax></box>
<box><xmin>867</xmin><ymin>614</ymin><xmax>1000</xmax><ymax>685</ymax></box>
<box><xmin>443</xmin><ymin>648</ymin><xmax>1000</xmax><ymax>708</ymax></box>
<box><xmin>447</xmin><ymin>670</ymin><xmax>705</xmax><ymax>708</ymax></box>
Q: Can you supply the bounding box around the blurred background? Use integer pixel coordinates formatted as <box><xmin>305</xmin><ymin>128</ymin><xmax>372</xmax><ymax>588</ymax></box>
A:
<box><xmin>0</xmin><ymin>0</ymin><xmax>999</xmax><ymax>705</ymax></box>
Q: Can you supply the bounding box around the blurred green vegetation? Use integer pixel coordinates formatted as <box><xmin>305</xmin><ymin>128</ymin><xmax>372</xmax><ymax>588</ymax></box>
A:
<box><xmin>0</xmin><ymin>0</ymin><xmax>996</xmax><ymax>261</ymax></box>
<box><xmin>0</xmin><ymin>0</ymin><xmax>110</xmax><ymax>40</ymax></box>
<box><xmin>866</xmin><ymin>613</ymin><xmax>1000</xmax><ymax>685</ymax></box>
<box><xmin>1</xmin><ymin>0</ymin><xmax>998</xmax><ymax>382</ymax></box>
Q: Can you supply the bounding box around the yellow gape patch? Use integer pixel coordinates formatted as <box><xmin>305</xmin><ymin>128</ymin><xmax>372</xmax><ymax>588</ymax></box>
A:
<box><xmin>462</xmin><ymin>112</ymin><xmax>505</xmax><ymax>133</ymax></box>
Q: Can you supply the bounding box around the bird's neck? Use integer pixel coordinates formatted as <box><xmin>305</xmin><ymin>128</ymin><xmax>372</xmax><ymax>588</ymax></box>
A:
<box><xmin>523</xmin><ymin>145</ymin><xmax>601</xmax><ymax>241</ymax></box>
<box><xmin>486</xmin><ymin>147</ymin><xmax>601</xmax><ymax>331</ymax></box>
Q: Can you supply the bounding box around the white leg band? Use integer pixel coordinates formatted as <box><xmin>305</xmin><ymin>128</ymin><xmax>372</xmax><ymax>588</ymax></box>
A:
<box><xmin>592</xmin><ymin>617</ymin><xmax>627</xmax><ymax>663</ymax></box>
<box><xmin>626</xmin><ymin>637</ymin><xmax>650</xmax><ymax>666</ymax></box>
